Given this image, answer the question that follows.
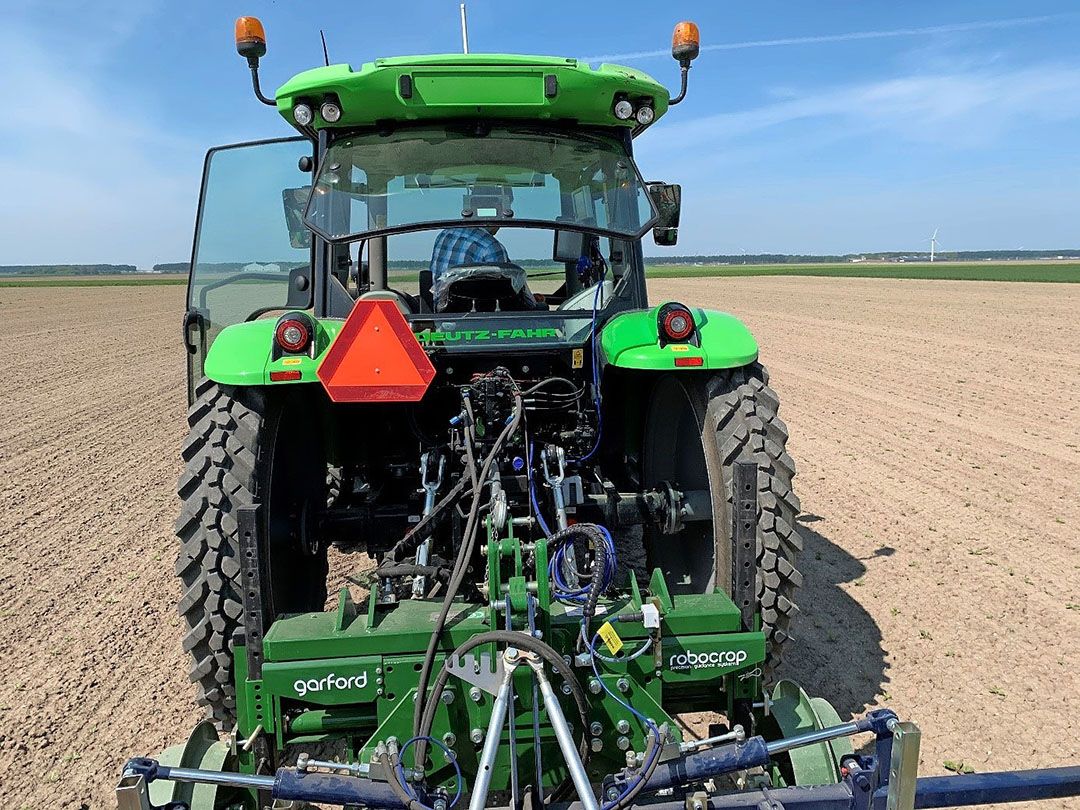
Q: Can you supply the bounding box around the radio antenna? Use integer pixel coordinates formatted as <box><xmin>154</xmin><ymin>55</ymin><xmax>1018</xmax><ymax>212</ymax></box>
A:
<box><xmin>320</xmin><ymin>29</ymin><xmax>330</xmax><ymax>66</ymax></box>
<box><xmin>459</xmin><ymin>4</ymin><xmax>469</xmax><ymax>54</ymax></box>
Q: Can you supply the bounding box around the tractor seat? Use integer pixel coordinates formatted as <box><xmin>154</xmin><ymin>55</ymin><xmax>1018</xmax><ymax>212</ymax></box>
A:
<box><xmin>357</xmin><ymin>289</ymin><xmax>418</xmax><ymax>315</ymax></box>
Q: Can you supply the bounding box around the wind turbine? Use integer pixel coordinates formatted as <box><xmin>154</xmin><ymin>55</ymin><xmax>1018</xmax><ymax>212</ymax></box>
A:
<box><xmin>928</xmin><ymin>228</ymin><xmax>940</xmax><ymax>262</ymax></box>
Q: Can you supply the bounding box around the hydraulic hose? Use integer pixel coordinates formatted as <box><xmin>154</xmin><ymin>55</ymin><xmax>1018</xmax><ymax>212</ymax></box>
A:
<box><xmin>412</xmin><ymin>389</ymin><xmax>524</xmax><ymax>739</ymax></box>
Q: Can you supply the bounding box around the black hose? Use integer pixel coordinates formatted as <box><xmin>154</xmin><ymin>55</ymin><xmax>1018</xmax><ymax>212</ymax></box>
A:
<box><xmin>374</xmin><ymin>563</ymin><xmax>446</xmax><ymax>580</ymax></box>
<box><xmin>548</xmin><ymin>523</ymin><xmax>611</xmax><ymax>644</ymax></box>
<box><xmin>608</xmin><ymin>729</ymin><xmax>663</xmax><ymax>810</ymax></box>
<box><xmin>378</xmin><ymin>752</ymin><xmax>424</xmax><ymax>810</ymax></box>
<box><xmin>411</xmin><ymin>391</ymin><xmax>523</xmax><ymax>739</ymax></box>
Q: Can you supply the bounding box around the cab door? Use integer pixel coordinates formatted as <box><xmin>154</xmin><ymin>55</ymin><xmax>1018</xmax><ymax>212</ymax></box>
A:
<box><xmin>185</xmin><ymin>137</ymin><xmax>315</xmax><ymax>403</ymax></box>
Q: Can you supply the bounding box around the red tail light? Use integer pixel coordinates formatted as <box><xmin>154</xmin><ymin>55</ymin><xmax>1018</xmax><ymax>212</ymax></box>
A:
<box><xmin>659</xmin><ymin>304</ymin><xmax>695</xmax><ymax>342</ymax></box>
<box><xmin>270</xmin><ymin>370</ymin><xmax>303</xmax><ymax>381</ymax></box>
<box><xmin>275</xmin><ymin>316</ymin><xmax>311</xmax><ymax>353</ymax></box>
<box><xmin>674</xmin><ymin>356</ymin><xmax>703</xmax><ymax>367</ymax></box>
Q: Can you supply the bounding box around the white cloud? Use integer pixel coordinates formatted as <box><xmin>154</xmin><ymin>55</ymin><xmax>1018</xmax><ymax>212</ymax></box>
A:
<box><xmin>582</xmin><ymin>13</ymin><xmax>1078</xmax><ymax>64</ymax></box>
<box><xmin>640</xmin><ymin>64</ymin><xmax>1080</xmax><ymax>163</ymax></box>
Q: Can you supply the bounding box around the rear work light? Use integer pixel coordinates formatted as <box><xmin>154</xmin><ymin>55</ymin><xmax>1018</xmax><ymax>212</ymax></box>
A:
<box><xmin>659</xmin><ymin>303</ymin><xmax>695</xmax><ymax>342</ymax></box>
<box><xmin>275</xmin><ymin>313</ymin><xmax>313</xmax><ymax>354</ymax></box>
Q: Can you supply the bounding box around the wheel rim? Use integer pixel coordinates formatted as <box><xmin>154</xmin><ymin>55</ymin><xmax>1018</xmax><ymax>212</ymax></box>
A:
<box><xmin>642</xmin><ymin>376</ymin><xmax>723</xmax><ymax>593</ymax></box>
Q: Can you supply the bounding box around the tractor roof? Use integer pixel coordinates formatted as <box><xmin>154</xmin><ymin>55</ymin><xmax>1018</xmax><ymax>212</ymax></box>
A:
<box><xmin>274</xmin><ymin>53</ymin><xmax>670</xmax><ymax>131</ymax></box>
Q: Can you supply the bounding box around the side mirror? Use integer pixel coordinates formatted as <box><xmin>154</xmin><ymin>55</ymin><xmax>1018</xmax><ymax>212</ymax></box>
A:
<box><xmin>648</xmin><ymin>182</ymin><xmax>681</xmax><ymax>246</ymax></box>
<box><xmin>282</xmin><ymin>186</ymin><xmax>313</xmax><ymax>249</ymax></box>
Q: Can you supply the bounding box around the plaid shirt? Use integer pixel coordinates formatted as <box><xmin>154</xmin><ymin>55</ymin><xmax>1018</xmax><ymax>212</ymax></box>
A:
<box><xmin>429</xmin><ymin>227</ymin><xmax>510</xmax><ymax>281</ymax></box>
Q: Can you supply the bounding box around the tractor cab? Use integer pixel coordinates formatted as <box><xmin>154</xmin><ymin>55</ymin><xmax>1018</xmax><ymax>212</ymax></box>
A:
<box><xmin>184</xmin><ymin>44</ymin><xmax>689</xmax><ymax>400</ymax></box>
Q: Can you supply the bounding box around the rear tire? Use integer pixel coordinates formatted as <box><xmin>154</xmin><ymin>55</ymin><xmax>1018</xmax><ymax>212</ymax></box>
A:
<box><xmin>175</xmin><ymin>379</ymin><xmax>328</xmax><ymax>726</ymax></box>
<box><xmin>642</xmin><ymin>363</ymin><xmax>802</xmax><ymax>668</ymax></box>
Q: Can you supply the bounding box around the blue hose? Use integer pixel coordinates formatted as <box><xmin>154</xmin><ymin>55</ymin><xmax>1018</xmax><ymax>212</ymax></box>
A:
<box><xmin>395</xmin><ymin>736</ymin><xmax>463</xmax><ymax>809</ymax></box>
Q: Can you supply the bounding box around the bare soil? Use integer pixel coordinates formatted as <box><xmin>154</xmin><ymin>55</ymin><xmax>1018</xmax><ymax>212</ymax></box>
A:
<box><xmin>0</xmin><ymin>279</ymin><xmax>1077</xmax><ymax>808</ymax></box>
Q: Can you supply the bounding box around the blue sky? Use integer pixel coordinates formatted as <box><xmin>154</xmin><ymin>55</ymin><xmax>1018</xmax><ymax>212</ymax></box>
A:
<box><xmin>1</xmin><ymin>1</ymin><xmax>1078</xmax><ymax>267</ymax></box>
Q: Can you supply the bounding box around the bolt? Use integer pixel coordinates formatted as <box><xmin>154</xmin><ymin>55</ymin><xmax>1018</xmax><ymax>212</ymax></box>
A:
<box><xmin>377</xmin><ymin>688</ymin><xmax>384</xmax><ymax>697</ymax></box>
<box><xmin>616</xmin><ymin>677</ymin><xmax>630</xmax><ymax>694</ymax></box>
<box><xmin>433</xmin><ymin>800</ymin><xmax>448</xmax><ymax>810</ymax></box>
<box><xmin>469</xmin><ymin>687</ymin><xmax>483</xmax><ymax>703</ymax></box>
<box><xmin>617</xmin><ymin>736</ymin><xmax>630</xmax><ymax>751</ymax></box>
<box><xmin>590</xmin><ymin>722</ymin><xmax>604</xmax><ymax>736</ymax></box>
<box><xmin>562</xmin><ymin>655</ymin><xmax>573</xmax><ymax>667</ymax></box>
<box><xmin>616</xmin><ymin>719</ymin><xmax>630</xmax><ymax>735</ymax></box>
<box><xmin>606</xmin><ymin>787</ymin><xmax>621</xmax><ymax>801</ymax></box>
<box><xmin>588</xmin><ymin>678</ymin><xmax>603</xmax><ymax>695</ymax></box>
<box><xmin>505</xmin><ymin>647</ymin><xmax>520</xmax><ymax>662</ymax></box>
<box><xmin>692</xmin><ymin>800</ymin><xmax>704</xmax><ymax>810</ymax></box>
<box><xmin>442</xmin><ymin>733</ymin><xmax>457</xmax><ymax>748</ymax></box>
<box><xmin>470</xmin><ymin>728</ymin><xmax>485</xmax><ymax>745</ymax></box>
<box><xmin>375</xmin><ymin>667</ymin><xmax>383</xmax><ymax>675</ymax></box>
<box><xmin>561</xmin><ymin>682</ymin><xmax>572</xmax><ymax>696</ymax></box>
<box><xmin>440</xmin><ymin>689</ymin><xmax>455</xmax><ymax>705</ymax></box>
<box><xmin>625</xmin><ymin>751</ymin><xmax>636</xmax><ymax>767</ymax></box>
<box><xmin>590</xmin><ymin>738</ymin><xmax>604</xmax><ymax>753</ymax></box>
<box><xmin>376</xmin><ymin>677</ymin><xmax>384</xmax><ymax>686</ymax></box>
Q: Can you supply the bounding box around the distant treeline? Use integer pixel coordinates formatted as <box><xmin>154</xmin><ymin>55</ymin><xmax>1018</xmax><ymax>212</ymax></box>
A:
<box><xmin>645</xmin><ymin>249</ymin><xmax>1080</xmax><ymax>265</ymax></box>
<box><xmin>0</xmin><ymin>264</ymin><xmax>137</xmax><ymax>276</ymax></box>
<box><xmin>7</xmin><ymin>249</ymin><xmax>1080</xmax><ymax>277</ymax></box>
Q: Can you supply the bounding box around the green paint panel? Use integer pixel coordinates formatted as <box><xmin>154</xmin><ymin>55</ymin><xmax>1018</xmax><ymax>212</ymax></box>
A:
<box><xmin>660</xmin><ymin>631</ymin><xmax>766</xmax><ymax>685</ymax></box>
<box><xmin>203</xmin><ymin>318</ymin><xmax>343</xmax><ymax>386</ymax></box>
<box><xmin>262</xmin><ymin>655</ymin><xmax>382</xmax><ymax>706</ymax></box>
<box><xmin>275</xmin><ymin>54</ymin><xmax>670</xmax><ymax>130</ymax></box>
<box><xmin>600</xmin><ymin>304</ymin><xmax>759</xmax><ymax>370</ymax></box>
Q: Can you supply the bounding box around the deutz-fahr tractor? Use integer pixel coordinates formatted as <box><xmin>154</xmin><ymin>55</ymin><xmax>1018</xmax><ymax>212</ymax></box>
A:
<box><xmin>117</xmin><ymin>15</ymin><xmax>1080</xmax><ymax>810</ymax></box>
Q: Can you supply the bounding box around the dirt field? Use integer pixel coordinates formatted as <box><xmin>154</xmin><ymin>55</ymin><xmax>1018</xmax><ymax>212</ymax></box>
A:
<box><xmin>1</xmin><ymin>278</ymin><xmax>1077</xmax><ymax>808</ymax></box>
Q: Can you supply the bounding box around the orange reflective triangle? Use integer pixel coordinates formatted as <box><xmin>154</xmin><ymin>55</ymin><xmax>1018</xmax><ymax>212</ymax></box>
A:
<box><xmin>317</xmin><ymin>300</ymin><xmax>436</xmax><ymax>402</ymax></box>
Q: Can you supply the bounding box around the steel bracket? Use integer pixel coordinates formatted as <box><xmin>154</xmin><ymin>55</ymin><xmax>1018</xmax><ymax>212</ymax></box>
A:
<box><xmin>445</xmin><ymin>652</ymin><xmax>506</xmax><ymax>696</ymax></box>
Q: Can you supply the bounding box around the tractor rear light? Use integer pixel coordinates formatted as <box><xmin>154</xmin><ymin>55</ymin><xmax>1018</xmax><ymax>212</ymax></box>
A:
<box><xmin>660</xmin><ymin>306</ymin><xmax>695</xmax><ymax>341</ymax></box>
<box><xmin>613</xmin><ymin>99</ymin><xmax>634</xmax><ymax>120</ymax></box>
<box><xmin>635</xmin><ymin>104</ymin><xmax>655</xmax><ymax>126</ymax></box>
<box><xmin>674</xmin><ymin>356</ymin><xmax>703</xmax><ymax>367</ymax></box>
<box><xmin>275</xmin><ymin>315</ymin><xmax>311</xmax><ymax>353</ymax></box>
<box><xmin>320</xmin><ymin>100</ymin><xmax>342</xmax><ymax>123</ymax></box>
<box><xmin>293</xmin><ymin>103</ymin><xmax>314</xmax><ymax>126</ymax></box>
<box><xmin>270</xmin><ymin>370</ymin><xmax>302</xmax><ymax>381</ymax></box>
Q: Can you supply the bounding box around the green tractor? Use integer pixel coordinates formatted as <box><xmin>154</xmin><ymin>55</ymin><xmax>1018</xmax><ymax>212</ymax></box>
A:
<box><xmin>117</xmin><ymin>15</ymin><xmax>1080</xmax><ymax>810</ymax></box>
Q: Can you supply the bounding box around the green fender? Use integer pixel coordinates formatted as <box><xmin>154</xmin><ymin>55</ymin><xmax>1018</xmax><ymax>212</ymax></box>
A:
<box><xmin>203</xmin><ymin>318</ymin><xmax>343</xmax><ymax>386</ymax></box>
<box><xmin>599</xmin><ymin>304</ymin><xmax>758</xmax><ymax>370</ymax></box>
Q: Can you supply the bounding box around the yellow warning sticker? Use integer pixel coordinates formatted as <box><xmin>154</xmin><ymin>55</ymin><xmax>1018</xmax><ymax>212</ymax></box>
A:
<box><xmin>598</xmin><ymin>621</ymin><xmax>623</xmax><ymax>655</ymax></box>
<box><xmin>572</xmin><ymin>348</ymin><xmax>584</xmax><ymax>369</ymax></box>
<box><xmin>282</xmin><ymin>357</ymin><xmax>303</xmax><ymax>366</ymax></box>
<box><xmin>670</xmin><ymin>344</ymin><xmax>689</xmax><ymax>352</ymax></box>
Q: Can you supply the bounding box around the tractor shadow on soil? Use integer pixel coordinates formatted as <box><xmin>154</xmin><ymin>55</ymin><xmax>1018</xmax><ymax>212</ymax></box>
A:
<box><xmin>775</xmin><ymin>515</ymin><xmax>889</xmax><ymax>719</ymax></box>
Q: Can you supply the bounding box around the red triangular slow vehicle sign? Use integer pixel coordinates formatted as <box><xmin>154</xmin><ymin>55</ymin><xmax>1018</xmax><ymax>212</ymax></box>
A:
<box><xmin>317</xmin><ymin>300</ymin><xmax>436</xmax><ymax>403</ymax></box>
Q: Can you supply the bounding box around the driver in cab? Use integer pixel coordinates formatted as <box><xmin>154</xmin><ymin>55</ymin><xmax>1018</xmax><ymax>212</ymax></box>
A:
<box><xmin>429</xmin><ymin>225</ymin><xmax>509</xmax><ymax>282</ymax></box>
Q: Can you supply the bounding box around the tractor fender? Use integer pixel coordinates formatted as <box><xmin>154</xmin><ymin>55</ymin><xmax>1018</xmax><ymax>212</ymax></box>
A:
<box><xmin>599</xmin><ymin>304</ymin><xmax>758</xmax><ymax>370</ymax></box>
<box><xmin>204</xmin><ymin>318</ymin><xmax>342</xmax><ymax>386</ymax></box>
